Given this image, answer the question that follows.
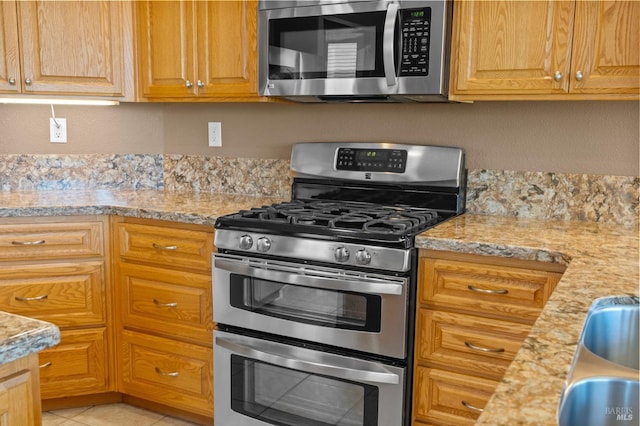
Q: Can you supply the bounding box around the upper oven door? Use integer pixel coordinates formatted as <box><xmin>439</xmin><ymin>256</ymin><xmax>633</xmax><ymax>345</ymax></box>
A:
<box><xmin>213</xmin><ymin>253</ymin><xmax>410</xmax><ymax>359</ymax></box>
<box><xmin>259</xmin><ymin>1</ymin><xmax>449</xmax><ymax>99</ymax></box>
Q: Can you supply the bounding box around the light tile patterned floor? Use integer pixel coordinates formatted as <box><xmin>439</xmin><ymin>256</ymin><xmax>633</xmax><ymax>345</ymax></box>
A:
<box><xmin>42</xmin><ymin>403</ymin><xmax>201</xmax><ymax>426</ymax></box>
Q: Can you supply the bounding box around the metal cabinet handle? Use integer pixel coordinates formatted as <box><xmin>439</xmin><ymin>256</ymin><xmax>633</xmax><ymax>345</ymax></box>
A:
<box><xmin>155</xmin><ymin>367</ymin><xmax>179</xmax><ymax>377</ymax></box>
<box><xmin>153</xmin><ymin>298</ymin><xmax>177</xmax><ymax>308</ymax></box>
<box><xmin>185</xmin><ymin>80</ymin><xmax>193</xmax><ymax>88</ymax></box>
<box><xmin>467</xmin><ymin>285</ymin><xmax>509</xmax><ymax>295</ymax></box>
<box><xmin>25</xmin><ymin>78</ymin><xmax>32</xmax><ymax>85</ymax></box>
<box><xmin>462</xmin><ymin>400</ymin><xmax>484</xmax><ymax>413</ymax></box>
<box><xmin>8</xmin><ymin>77</ymin><xmax>16</xmax><ymax>85</ymax></box>
<box><xmin>575</xmin><ymin>70</ymin><xmax>584</xmax><ymax>81</ymax></box>
<box><xmin>11</xmin><ymin>239</ymin><xmax>45</xmax><ymax>245</ymax></box>
<box><xmin>464</xmin><ymin>341</ymin><xmax>505</xmax><ymax>353</ymax></box>
<box><xmin>553</xmin><ymin>71</ymin><xmax>563</xmax><ymax>81</ymax></box>
<box><xmin>152</xmin><ymin>243</ymin><xmax>177</xmax><ymax>251</ymax></box>
<box><xmin>15</xmin><ymin>294</ymin><xmax>48</xmax><ymax>302</ymax></box>
<box><xmin>197</xmin><ymin>80</ymin><xmax>204</xmax><ymax>88</ymax></box>
<box><xmin>40</xmin><ymin>362</ymin><xmax>52</xmax><ymax>369</ymax></box>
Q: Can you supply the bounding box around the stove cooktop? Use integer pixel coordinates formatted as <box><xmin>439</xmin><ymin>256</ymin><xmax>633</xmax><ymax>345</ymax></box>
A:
<box><xmin>215</xmin><ymin>199</ymin><xmax>446</xmax><ymax>246</ymax></box>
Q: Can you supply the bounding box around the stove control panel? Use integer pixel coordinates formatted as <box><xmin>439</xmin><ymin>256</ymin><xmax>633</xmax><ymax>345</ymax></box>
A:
<box><xmin>336</xmin><ymin>148</ymin><xmax>407</xmax><ymax>173</ymax></box>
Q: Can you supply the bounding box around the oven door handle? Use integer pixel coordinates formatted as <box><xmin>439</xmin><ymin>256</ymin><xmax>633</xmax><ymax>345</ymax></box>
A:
<box><xmin>214</xmin><ymin>258</ymin><xmax>404</xmax><ymax>295</ymax></box>
<box><xmin>216</xmin><ymin>335</ymin><xmax>400</xmax><ymax>385</ymax></box>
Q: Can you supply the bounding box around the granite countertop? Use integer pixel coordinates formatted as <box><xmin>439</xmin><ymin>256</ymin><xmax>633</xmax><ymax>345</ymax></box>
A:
<box><xmin>1</xmin><ymin>189</ymin><xmax>638</xmax><ymax>423</ymax></box>
<box><xmin>415</xmin><ymin>214</ymin><xmax>640</xmax><ymax>426</ymax></box>
<box><xmin>0</xmin><ymin>311</ymin><xmax>60</xmax><ymax>365</ymax></box>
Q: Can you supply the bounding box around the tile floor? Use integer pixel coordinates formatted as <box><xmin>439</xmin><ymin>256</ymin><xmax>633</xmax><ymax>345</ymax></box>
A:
<box><xmin>42</xmin><ymin>403</ymin><xmax>201</xmax><ymax>426</ymax></box>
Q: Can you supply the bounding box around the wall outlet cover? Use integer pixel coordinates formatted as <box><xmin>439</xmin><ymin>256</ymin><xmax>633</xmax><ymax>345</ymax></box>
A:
<box><xmin>50</xmin><ymin>117</ymin><xmax>67</xmax><ymax>143</ymax></box>
<box><xmin>208</xmin><ymin>122</ymin><xmax>222</xmax><ymax>147</ymax></box>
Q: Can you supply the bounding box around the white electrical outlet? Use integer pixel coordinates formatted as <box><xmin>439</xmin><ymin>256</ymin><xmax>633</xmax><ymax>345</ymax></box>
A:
<box><xmin>208</xmin><ymin>122</ymin><xmax>222</xmax><ymax>147</ymax></box>
<box><xmin>50</xmin><ymin>118</ymin><xmax>67</xmax><ymax>143</ymax></box>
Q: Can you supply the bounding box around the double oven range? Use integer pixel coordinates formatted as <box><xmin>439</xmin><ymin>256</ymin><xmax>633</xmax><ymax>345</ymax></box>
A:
<box><xmin>213</xmin><ymin>142</ymin><xmax>465</xmax><ymax>426</ymax></box>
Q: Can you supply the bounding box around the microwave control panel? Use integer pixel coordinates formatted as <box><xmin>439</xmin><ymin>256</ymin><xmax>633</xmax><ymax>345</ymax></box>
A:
<box><xmin>336</xmin><ymin>148</ymin><xmax>407</xmax><ymax>173</ymax></box>
<box><xmin>399</xmin><ymin>8</ymin><xmax>431</xmax><ymax>76</ymax></box>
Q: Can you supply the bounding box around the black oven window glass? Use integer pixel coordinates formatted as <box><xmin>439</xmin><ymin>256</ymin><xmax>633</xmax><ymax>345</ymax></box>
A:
<box><xmin>231</xmin><ymin>355</ymin><xmax>379</xmax><ymax>426</ymax></box>
<box><xmin>229</xmin><ymin>274</ymin><xmax>382</xmax><ymax>332</ymax></box>
<box><xmin>268</xmin><ymin>12</ymin><xmax>386</xmax><ymax>80</ymax></box>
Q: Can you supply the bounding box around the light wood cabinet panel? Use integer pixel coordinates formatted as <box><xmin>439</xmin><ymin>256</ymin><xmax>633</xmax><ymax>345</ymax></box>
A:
<box><xmin>119</xmin><ymin>329</ymin><xmax>213</xmax><ymax>418</ymax></box>
<box><xmin>0</xmin><ymin>221</ymin><xmax>104</xmax><ymax>261</ymax></box>
<box><xmin>419</xmin><ymin>257</ymin><xmax>562</xmax><ymax>323</ymax></box>
<box><xmin>0</xmin><ymin>354</ymin><xmax>41</xmax><ymax>426</ymax></box>
<box><xmin>0</xmin><ymin>1</ymin><xmax>20</xmax><ymax>94</ymax></box>
<box><xmin>449</xmin><ymin>0</ymin><xmax>639</xmax><ymax>100</ymax></box>
<box><xmin>115</xmin><ymin>222</ymin><xmax>213</xmax><ymax>272</ymax></box>
<box><xmin>16</xmin><ymin>1</ymin><xmax>129</xmax><ymax>96</ymax></box>
<box><xmin>0</xmin><ymin>261</ymin><xmax>106</xmax><ymax>327</ymax></box>
<box><xmin>416</xmin><ymin>310</ymin><xmax>530</xmax><ymax>380</ymax></box>
<box><xmin>413</xmin><ymin>367</ymin><xmax>497</xmax><ymax>426</ymax></box>
<box><xmin>450</xmin><ymin>1</ymin><xmax>574</xmax><ymax>95</ymax></box>
<box><xmin>0</xmin><ymin>216</ymin><xmax>114</xmax><ymax>404</ymax></box>
<box><xmin>117</xmin><ymin>262</ymin><xmax>213</xmax><ymax>344</ymax></box>
<box><xmin>136</xmin><ymin>0</ymin><xmax>261</xmax><ymax>101</ymax></box>
<box><xmin>39</xmin><ymin>328</ymin><xmax>110</xmax><ymax>398</ymax></box>
<box><xmin>413</xmin><ymin>250</ymin><xmax>565</xmax><ymax>426</ymax></box>
<box><xmin>571</xmin><ymin>1</ymin><xmax>640</xmax><ymax>94</ymax></box>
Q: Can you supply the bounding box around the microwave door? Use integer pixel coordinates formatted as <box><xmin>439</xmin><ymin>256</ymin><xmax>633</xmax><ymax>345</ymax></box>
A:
<box><xmin>383</xmin><ymin>2</ymin><xmax>399</xmax><ymax>87</ymax></box>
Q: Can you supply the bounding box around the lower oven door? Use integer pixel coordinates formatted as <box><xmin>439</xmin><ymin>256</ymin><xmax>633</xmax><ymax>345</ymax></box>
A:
<box><xmin>213</xmin><ymin>253</ymin><xmax>410</xmax><ymax>359</ymax></box>
<box><xmin>214</xmin><ymin>330</ymin><xmax>406</xmax><ymax>426</ymax></box>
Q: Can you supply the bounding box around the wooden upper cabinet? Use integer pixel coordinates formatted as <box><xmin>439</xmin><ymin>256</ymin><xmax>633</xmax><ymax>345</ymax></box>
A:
<box><xmin>449</xmin><ymin>0</ymin><xmax>639</xmax><ymax>100</ymax></box>
<box><xmin>571</xmin><ymin>1</ymin><xmax>640</xmax><ymax>94</ymax></box>
<box><xmin>136</xmin><ymin>0</ymin><xmax>260</xmax><ymax>101</ymax></box>
<box><xmin>0</xmin><ymin>2</ymin><xmax>20</xmax><ymax>94</ymax></box>
<box><xmin>1</xmin><ymin>1</ymin><xmax>133</xmax><ymax>98</ymax></box>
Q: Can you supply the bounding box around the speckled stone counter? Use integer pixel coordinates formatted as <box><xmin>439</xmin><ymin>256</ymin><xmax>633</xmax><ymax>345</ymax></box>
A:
<box><xmin>415</xmin><ymin>214</ymin><xmax>640</xmax><ymax>426</ymax></box>
<box><xmin>0</xmin><ymin>189</ymin><xmax>284</xmax><ymax>226</ymax></box>
<box><xmin>0</xmin><ymin>311</ymin><xmax>60</xmax><ymax>365</ymax></box>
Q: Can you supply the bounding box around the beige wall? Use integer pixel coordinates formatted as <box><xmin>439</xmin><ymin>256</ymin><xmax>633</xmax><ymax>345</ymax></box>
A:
<box><xmin>1</xmin><ymin>101</ymin><xmax>638</xmax><ymax>176</ymax></box>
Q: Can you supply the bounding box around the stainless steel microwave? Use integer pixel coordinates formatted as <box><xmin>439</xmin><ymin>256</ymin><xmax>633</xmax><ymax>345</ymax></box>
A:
<box><xmin>258</xmin><ymin>0</ymin><xmax>452</xmax><ymax>103</ymax></box>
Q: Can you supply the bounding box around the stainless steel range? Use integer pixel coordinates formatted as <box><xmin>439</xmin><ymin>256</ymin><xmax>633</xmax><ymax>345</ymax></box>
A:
<box><xmin>213</xmin><ymin>142</ymin><xmax>465</xmax><ymax>426</ymax></box>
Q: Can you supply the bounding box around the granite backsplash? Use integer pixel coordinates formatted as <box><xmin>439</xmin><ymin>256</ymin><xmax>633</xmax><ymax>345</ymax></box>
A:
<box><xmin>0</xmin><ymin>154</ymin><xmax>637</xmax><ymax>225</ymax></box>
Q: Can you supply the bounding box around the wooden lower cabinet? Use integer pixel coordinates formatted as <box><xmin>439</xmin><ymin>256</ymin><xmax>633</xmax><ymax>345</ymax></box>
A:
<box><xmin>119</xmin><ymin>329</ymin><xmax>213</xmax><ymax>417</ymax></box>
<box><xmin>39</xmin><ymin>328</ymin><xmax>110</xmax><ymax>399</ymax></box>
<box><xmin>0</xmin><ymin>354</ymin><xmax>41</xmax><ymax>426</ymax></box>
<box><xmin>413</xmin><ymin>367</ymin><xmax>497</xmax><ymax>426</ymax></box>
<box><xmin>413</xmin><ymin>250</ymin><xmax>565</xmax><ymax>425</ymax></box>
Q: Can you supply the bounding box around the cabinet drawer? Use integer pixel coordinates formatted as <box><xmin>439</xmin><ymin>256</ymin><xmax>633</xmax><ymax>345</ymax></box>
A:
<box><xmin>0</xmin><ymin>221</ymin><xmax>103</xmax><ymax>261</ymax></box>
<box><xmin>0</xmin><ymin>262</ymin><xmax>106</xmax><ymax>327</ymax></box>
<box><xmin>119</xmin><ymin>329</ymin><xmax>213</xmax><ymax>418</ymax></box>
<box><xmin>416</xmin><ymin>309</ymin><xmax>529</xmax><ymax>379</ymax></box>
<box><xmin>117</xmin><ymin>263</ymin><xmax>213</xmax><ymax>344</ymax></box>
<box><xmin>413</xmin><ymin>367</ymin><xmax>497</xmax><ymax>426</ymax></box>
<box><xmin>39</xmin><ymin>327</ymin><xmax>111</xmax><ymax>399</ymax></box>
<box><xmin>116</xmin><ymin>223</ymin><xmax>213</xmax><ymax>271</ymax></box>
<box><xmin>419</xmin><ymin>257</ymin><xmax>561</xmax><ymax>322</ymax></box>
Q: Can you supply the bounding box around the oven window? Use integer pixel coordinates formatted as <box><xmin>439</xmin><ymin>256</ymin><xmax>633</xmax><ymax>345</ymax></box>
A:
<box><xmin>231</xmin><ymin>355</ymin><xmax>379</xmax><ymax>426</ymax></box>
<box><xmin>268</xmin><ymin>11</ymin><xmax>386</xmax><ymax>80</ymax></box>
<box><xmin>229</xmin><ymin>274</ymin><xmax>382</xmax><ymax>332</ymax></box>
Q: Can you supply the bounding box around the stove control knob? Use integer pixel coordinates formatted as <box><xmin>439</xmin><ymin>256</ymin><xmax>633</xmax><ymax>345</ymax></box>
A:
<box><xmin>355</xmin><ymin>249</ymin><xmax>372</xmax><ymax>265</ymax></box>
<box><xmin>334</xmin><ymin>247</ymin><xmax>350</xmax><ymax>262</ymax></box>
<box><xmin>256</xmin><ymin>237</ymin><xmax>272</xmax><ymax>253</ymax></box>
<box><xmin>239</xmin><ymin>234</ymin><xmax>253</xmax><ymax>250</ymax></box>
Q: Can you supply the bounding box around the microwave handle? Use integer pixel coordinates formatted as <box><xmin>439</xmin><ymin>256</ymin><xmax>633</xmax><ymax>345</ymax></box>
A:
<box><xmin>215</xmin><ymin>257</ymin><xmax>404</xmax><ymax>295</ymax></box>
<box><xmin>216</xmin><ymin>335</ymin><xmax>400</xmax><ymax>385</ymax></box>
<box><xmin>383</xmin><ymin>2</ymin><xmax>399</xmax><ymax>87</ymax></box>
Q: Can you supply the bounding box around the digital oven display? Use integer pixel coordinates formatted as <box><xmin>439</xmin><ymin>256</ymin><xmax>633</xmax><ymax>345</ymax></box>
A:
<box><xmin>336</xmin><ymin>148</ymin><xmax>407</xmax><ymax>173</ymax></box>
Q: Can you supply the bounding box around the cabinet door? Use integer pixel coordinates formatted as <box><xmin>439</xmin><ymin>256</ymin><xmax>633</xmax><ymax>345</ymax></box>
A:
<box><xmin>570</xmin><ymin>0</ymin><xmax>640</xmax><ymax>95</ymax></box>
<box><xmin>0</xmin><ymin>354</ymin><xmax>41</xmax><ymax>426</ymax></box>
<box><xmin>136</xmin><ymin>1</ymin><xmax>197</xmax><ymax>98</ymax></box>
<box><xmin>17</xmin><ymin>1</ymin><xmax>126</xmax><ymax>96</ymax></box>
<box><xmin>196</xmin><ymin>0</ymin><xmax>258</xmax><ymax>98</ymax></box>
<box><xmin>0</xmin><ymin>2</ymin><xmax>20</xmax><ymax>94</ymax></box>
<box><xmin>450</xmin><ymin>0</ymin><xmax>575</xmax><ymax>97</ymax></box>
